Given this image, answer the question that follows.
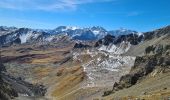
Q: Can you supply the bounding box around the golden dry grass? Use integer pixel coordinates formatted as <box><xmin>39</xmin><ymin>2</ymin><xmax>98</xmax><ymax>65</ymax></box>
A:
<box><xmin>50</xmin><ymin>66</ymin><xmax>84</xmax><ymax>97</ymax></box>
<box><xmin>31</xmin><ymin>57</ymin><xmax>59</xmax><ymax>64</ymax></box>
<box><xmin>33</xmin><ymin>66</ymin><xmax>53</xmax><ymax>79</ymax></box>
<box><xmin>103</xmin><ymin>72</ymin><xmax>170</xmax><ymax>100</ymax></box>
<box><xmin>105</xmin><ymin>90</ymin><xmax>170</xmax><ymax>100</ymax></box>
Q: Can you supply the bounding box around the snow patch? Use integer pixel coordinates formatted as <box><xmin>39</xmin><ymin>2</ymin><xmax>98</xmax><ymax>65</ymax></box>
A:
<box><xmin>19</xmin><ymin>32</ymin><xmax>32</xmax><ymax>43</ymax></box>
<box><xmin>98</xmin><ymin>41</ymin><xmax>131</xmax><ymax>54</ymax></box>
<box><xmin>73</xmin><ymin>49</ymin><xmax>136</xmax><ymax>87</ymax></box>
<box><xmin>66</xmin><ymin>26</ymin><xmax>79</xmax><ymax>30</ymax></box>
<box><xmin>92</xmin><ymin>30</ymin><xmax>100</xmax><ymax>35</ymax></box>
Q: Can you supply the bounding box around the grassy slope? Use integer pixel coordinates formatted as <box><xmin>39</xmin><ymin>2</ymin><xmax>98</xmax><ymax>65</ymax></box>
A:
<box><xmin>103</xmin><ymin>31</ymin><xmax>170</xmax><ymax>100</ymax></box>
<box><xmin>103</xmin><ymin>71</ymin><xmax>170</xmax><ymax>100</ymax></box>
<box><xmin>125</xmin><ymin>34</ymin><xmax>169</xmax><ymax>56</ymax></box>
<box><xmin>1</xmin><ymin>44</ymin><xmax>89</xmax><ymax>100</ymax></box>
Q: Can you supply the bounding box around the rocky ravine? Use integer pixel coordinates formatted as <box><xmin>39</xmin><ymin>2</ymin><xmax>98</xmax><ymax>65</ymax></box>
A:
<box><xmin>0</xmin><ymin>63</ymin><xmax>47</xmax><ymax>99</ymax></box>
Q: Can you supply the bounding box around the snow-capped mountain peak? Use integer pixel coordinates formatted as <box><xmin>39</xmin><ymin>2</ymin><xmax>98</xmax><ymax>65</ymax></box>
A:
<box><xmin>54</xmin><ymin>26</ymin><xmax>80</xmax><ymax>32</ymax></box>
<box><xmin>109</xmin><ymin>28</ymin><xmax>139</xmax><ymax>36</ymax></box>
<box><xmin>0</xmin><ymin>26</ymin><xmax>141</xmax><ymax>45</ymax></box>
<box><xmin>92</xmin><ymin>30</ymin><xmax>100</xmax><ymax>35</ymax></box>
<box><xmin>66</xmin><ymin>26</ymin><xmax>80</xmax><ymax>30</ymax></box>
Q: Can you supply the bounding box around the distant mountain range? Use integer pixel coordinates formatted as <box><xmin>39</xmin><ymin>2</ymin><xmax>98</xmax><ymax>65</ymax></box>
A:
<box><xmin>0</xmin><ymin>26</ymin><xmax>140</xmax><ymax>46</ymax></box>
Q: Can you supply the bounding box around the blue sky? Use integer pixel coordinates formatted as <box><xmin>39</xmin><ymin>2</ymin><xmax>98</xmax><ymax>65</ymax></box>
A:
<box><xmin>0</xmin><ymin>0</ymin><xmax>170</xmax><ymax>32</ymax></box>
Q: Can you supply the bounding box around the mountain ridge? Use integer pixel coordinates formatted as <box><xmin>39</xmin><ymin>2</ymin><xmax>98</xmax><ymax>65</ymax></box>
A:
<box><xmin>0</xmin><ymin>25</ymin><xmax>140</xmax><ymax>46</ymax></box>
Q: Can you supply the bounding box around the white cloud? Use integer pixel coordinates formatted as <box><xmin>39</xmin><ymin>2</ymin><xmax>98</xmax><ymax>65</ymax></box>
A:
<box><xmin>0</xmin><ymin>0</ymin><xmax>113</xmax><ymax>11</ymax></box>
<box><xmin>0</xmin><ymin>17</ymin><xmax>55</xmax><ymax>29</ymax></box>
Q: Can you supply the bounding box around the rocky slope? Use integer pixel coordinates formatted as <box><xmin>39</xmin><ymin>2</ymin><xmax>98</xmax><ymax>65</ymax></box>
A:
<box><xmin>72</xmin><ymin>49</ymin><xmax>136</xmax><ymax>88</ymax></box>
<box><xmin>0</xmin><ymin>62</ymin><xmax>47</xmax><ymax>100</ymax></box>
<box><xmin>0</xmin><ymin>63</ymin><xmax>18</xmax><ymax>100</ymax></box>
<box><xmin>125</xmin><ymin>25</ymin><xmax>170</xmax><ymax>56</ymax></box>
<box><xmin>102</xmin><ymin>26</ymin><xmax>170</xmax><ymax>100</ymax></box>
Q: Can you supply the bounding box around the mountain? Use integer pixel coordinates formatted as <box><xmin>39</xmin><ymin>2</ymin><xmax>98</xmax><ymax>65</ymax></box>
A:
<box><xmin>0</xmin><ymin>25</ymin><xmax>169</xmax><ymax>100</ymax></box>
<box><xmin>102</xmin><ymin>25</ymin><xmax>170</xmax><ymax>99</ymax></box>
<box><xmin>0</xmin><ymin>26</ymin><xmax>140</xmax><ymax>46</ymax></box>
<box><xmin>125</xmin><ymin>25</ymin><xmax>170</xmax><ymax>56</ymax></box>
<box><xmin>0</xmin><ymin>25</ymin><xmax>142</xmax><ymax>100</ymax></box>
<box><xmin>94</xmin><ymin>32</ymin><xmax>144</xmax><ymax>53</ymax></box>
<box><xmin>0</xmin><ymin>27</ymin><xmax>71</xmax><ymax>46</ymax></box>
<box><xmin>109</xmin><ymin>28</ymin><xmax>140</xmax><ymax>36</ymax></box>
<box><xmin>46</xmin><ymin>26</ymin><xmax>108</xmax><ymax>40</ymax></box>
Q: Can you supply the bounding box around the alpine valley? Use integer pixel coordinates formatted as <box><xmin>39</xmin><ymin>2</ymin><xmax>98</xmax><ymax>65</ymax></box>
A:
<box><xmin>0</xmin><ymin>25</ymin><xmax>170</xmax><ymax>100</ymax></box>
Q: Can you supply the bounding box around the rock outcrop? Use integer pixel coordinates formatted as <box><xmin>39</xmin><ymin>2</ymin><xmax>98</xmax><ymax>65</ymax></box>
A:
<box><xmin>73</xmin><ymin>43</ymin><xmax>91</xmax><ymax>48</ymax></box>
<box><xmin>0</xmin><ymin>63</ymin><xmax>18</xmax><ymax>100</ymax></box>
<box><xmin>103</xmin><ymin>44</ymin><xmax>170</xmax><ymax>96</ymax></box>
<box><xmin>95</xmin><ymin>33</ymin><xmax>143</xmax><ymax>47</ymax></box>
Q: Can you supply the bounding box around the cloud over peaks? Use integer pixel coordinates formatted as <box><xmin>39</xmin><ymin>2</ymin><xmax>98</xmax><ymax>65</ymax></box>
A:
<box><xmin>0</xmin><ymin>0</ymin><xmax>113</xmax><ymax>11</ymax></box>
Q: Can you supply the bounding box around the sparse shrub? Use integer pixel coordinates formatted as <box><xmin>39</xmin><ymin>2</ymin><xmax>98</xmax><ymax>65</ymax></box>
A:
<box><xmin>155</xmin><ymin>45</ymin><xmax>164</xmax><ymax>55</ymax></box>
<box><xmin>103</xmin><ymin>90</ymin><xmax>113</xmax><ymax>97</ymax></box>
<box><xmin>56</xmin><ymin>71</ymin><xmax>62</xmax><ymax>76</ymax></box>
<box><xmin>165</xmin><ymin>45</ymin><xmax>170</xmax><ymax>50</ymax></box>
<box><xmin>145</xmin><ymin>45</ymin><xmax>155</xmax><ymax>54</ymax></box>
<box><xmin>165</xmin><ymin>60</ymin><xmax>170</xmax><ymax>66</ymax></box>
